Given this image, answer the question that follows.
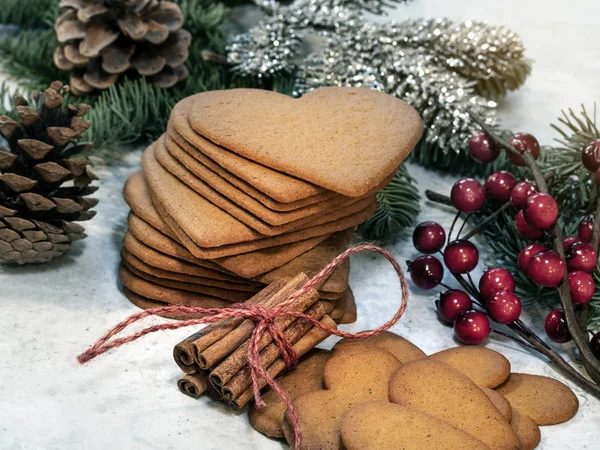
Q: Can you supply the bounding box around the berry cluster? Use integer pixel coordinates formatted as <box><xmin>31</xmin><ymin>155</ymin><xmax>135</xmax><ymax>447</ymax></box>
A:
<box><xmin>411</xmin><ymin>218</ymin><xmax>521</xmax><ymax>345</ymax></box>
<box><xmin>413</xmin><ymin>130</ymin><xmax>600</xmax><ymax>362</ymax></box>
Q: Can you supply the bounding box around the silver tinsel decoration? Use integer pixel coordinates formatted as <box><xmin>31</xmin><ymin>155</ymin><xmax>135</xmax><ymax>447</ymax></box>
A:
<box><xmin>227</xmin><ymin>0</ymin><xmax>531</xmax><ymax>163</ymax></box>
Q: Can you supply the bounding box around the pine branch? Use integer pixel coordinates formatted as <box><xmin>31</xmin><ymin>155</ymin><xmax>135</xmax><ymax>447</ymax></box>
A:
<box><xmin>0</xmin><ymin>29</ymin><xmax>63</xmax><ymax>89</ymax></box>
<box><xmin>0</xmin><ymin>0</ymin><xmax>58</xmax><ymax>28</ymax></box>
<box><xmin>358</xmin><ymin>165</ymin><xmax>421</xmax><ymax>240</ymax></box>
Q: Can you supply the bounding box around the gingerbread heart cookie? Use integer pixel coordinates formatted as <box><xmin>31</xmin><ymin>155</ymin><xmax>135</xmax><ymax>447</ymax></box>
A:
<box><xmin>187</xmin><ymin>87</ymin><xmax>422</xmax><ymax>196</ymax></box>
<box><xmin>282</xmin><ymin>344</ymin><xmax>401</xmax><ymax>449</ymax></box>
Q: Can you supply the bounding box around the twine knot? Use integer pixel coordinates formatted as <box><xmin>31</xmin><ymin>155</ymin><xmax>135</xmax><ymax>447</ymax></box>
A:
<box><xmin>76</xmin><ymin>244</ymin><xmax>409</xmax><ymax>449</ymax></box>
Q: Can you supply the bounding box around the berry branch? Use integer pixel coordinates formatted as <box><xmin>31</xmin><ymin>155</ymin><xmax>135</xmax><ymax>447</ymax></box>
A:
<box><xmin>411</xmin><ymin>118</ymin><xmax>600</xmax><ymax>397</ymax></box>
<box><xmin>467</xmin><ymin>110</ymin><xmax>600</xmax><ymax>382</ymax></box>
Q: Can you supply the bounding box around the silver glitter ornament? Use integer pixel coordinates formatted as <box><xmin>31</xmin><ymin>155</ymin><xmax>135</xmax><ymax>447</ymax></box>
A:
<box><xmin>227</xmin><ymin>1</ymin><xmax>530</xmax><ymax>163</ymax></box>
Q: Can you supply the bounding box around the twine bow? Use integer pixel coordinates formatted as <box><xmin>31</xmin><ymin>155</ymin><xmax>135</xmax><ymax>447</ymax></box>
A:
<box><xmin>77</xmin><ymin>244</ymin><xmax>409</xmax><ymax>449</ymax></box>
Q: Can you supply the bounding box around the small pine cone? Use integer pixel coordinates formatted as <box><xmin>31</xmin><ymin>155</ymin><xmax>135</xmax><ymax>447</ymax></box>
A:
<box><xmin>53</xmin><ymin>0</ymin><xmax>191</xmax><ymax>95</ymax></box>
<box><xmin>0</xmin><ymin>82</ymin><xmax>98</xmax><ymax>265</ymax></box>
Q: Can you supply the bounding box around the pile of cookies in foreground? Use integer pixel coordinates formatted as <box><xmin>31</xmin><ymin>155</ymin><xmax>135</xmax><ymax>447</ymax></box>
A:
<box><xmin>242</xmin><ymin>332</ymin><xmax>578</xmax><ymax>450</ymax></box>
<box><xmin>119</xmin><ymin>87</ymin><xmax>422</xmax><ymax>321</ymax></box>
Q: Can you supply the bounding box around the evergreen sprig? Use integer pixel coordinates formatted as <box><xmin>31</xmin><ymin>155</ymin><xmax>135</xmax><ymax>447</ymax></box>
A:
<box><xmin>0</xmin><ymin>0</ymin><xmax>58</xmax><ymax>28</ymax></box>
<box><xmin>358</xmin><ymin>165</ymin><xmax>421</xmax><ymax>240</ymax></box>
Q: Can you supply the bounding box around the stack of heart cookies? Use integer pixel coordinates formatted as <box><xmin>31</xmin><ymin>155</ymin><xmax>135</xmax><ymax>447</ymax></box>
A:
<box><xmin>119</xmin><ymin>87</ymin><xmax>423</xmax><ymax>322</ymax></box>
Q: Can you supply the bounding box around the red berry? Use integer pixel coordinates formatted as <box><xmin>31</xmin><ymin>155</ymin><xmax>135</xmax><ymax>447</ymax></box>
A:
<box><xmin>454</xmin><ymin>310</ymin><xmax>491</xmax><ymax>345</ymax></box>
<box><xmin>544</xmin><ymin>309</ymin><xmax>571</xmax><ymax>343</ymax></box>
<box><xmin>591</xmin><ymin>332</ymin><xmax>600</xmax><ymax>359</ymax></box>
<box><xmin>485</xmin><ymin>171</ymin><xmax>517</xmax><ymax>203</ymax></box>
<box><xmin>596</xmin><ymin>168</ymin><xmax>600</xmax><ymax>185</ymax></box>
<box><xmin>438</xmin><ymin>290</ymin><xmax>473</xmax><ymax>324</ymax></box>
<box><xmin>518</xmin><ymin>244</ymin><xmax>547</xmax><ymax>275</ymax></box>
<box><xmin>413</xmin><ymin>221</ymin><xmax>446</xmax><ymax>254</ymax></box>
<box><xmin>409</xmin><ymin>255</ymin><xmax>444</xmax><ymax>290</ymax></box>
<box><xmin>523</xmin><ymin>193</ymin><xmax>559</xmax><ymax>229</ymax></box>
<box><xmin>444</xmin><ymin>240</ymin><xmax>479</xmax><ymax>273</ymax></box>
<box><xmin>565</xmin><ymin>241</ymin><xmax>598</xmax><ymax>273</ymax></box>
<box><xmin>528</xmin><ymin>250</ymin><xmax>566</xmax><ymax>287</ymax></box>
<box><xmin>487</xmin><ymin>291</ymin><xmax>522</xmax><ymax>324</ymax></box>
<box><xmin>507</xmin><ymin>133</ymin><xmax>540</xmax><ymax>166</ymax></box>
<box><xmin>563</xmin><ymin>237</ymin><xmax>582</xmax><ymax>249</ymax></box>
<box><xmin>515</xmin><ymin>210</ymin><xmax>544</xmax><ymax>240</ymax></box>
<box><xmin>511</xmin><ymin>181</ymin><xmax>537</xmax><ymax>210</ymax></box>
<box><xmin>469</xmin><ymin>132</ymin><xmax>500</xmax><ymax>163</ymax></box>
<box><xmin>451</xmin><ymin>178</ymin><xmax>486</xmax><ymax>213</ymax></box>
<box><xmin>479</xmin><ymin>268</ymin><xmax>516</xmax><ymax>299</ymax></box>
<box><xmin>581</xmin><ymin>139</ymin><xmax>600</xmax><ymax>172</ymax></box>
<box><xmin>567</xmin><ymin>271</ymin><xmax>595</xmax><ymax>304</ymax></box>
<box><xmin>578</xmin><ymin>218</ymin><xmax>594</xmax><ymax>243</ymax></box>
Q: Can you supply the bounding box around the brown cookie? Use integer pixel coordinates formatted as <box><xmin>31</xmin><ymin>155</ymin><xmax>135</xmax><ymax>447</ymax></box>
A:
<box><xmin>282</xmin><ymin>344</ymin><xmax>401</xmax><ymax>449</ymax></box>
<box><xmin>429</xmin><ymin>346</ymin><xmax>511</xmax><ymax>388</ymax></box>
<box><xmin>124</xmin><ymin>171</ymin><xmax>179</xmax><ymax>240</ymax></box>
<box><xmin>213</xmin><ymin>231</ymin><xmax>333</xmax><ymax>279</ymax></box>
<box><xmin>128</xmin><ymin>211</ymin><xmax>333</xmax><ymax>280</ymax></box>
<box><xmin>495</xmin><ymin>373</ymin><xmax>579</xmax><ymax>425</ymax></box>
<box><xmin>333</xmin><ymin>331</ymin><xmax>426</xmax><ymax>365</ymax></box>
<box><xmin>187</xmin><ymin>87</ymin><xmax>422</xmax><ymax>196</ymax></box>
<box><xmin>119</xmin><ymin>264</ymin><xmax>230</xmax><ymax>309</ymax></box>
<box><xmin>341</xmin><ymin>401</ymin><xmax>489</xmax><ymax>450</ymax></box>
<box><xmin>169</xmin><ymin>98</ymin><xmax>328</xmax><ymax>204</ymax></box>
<box><xmin>166</xmin><ymin>134</ymin><xmax>390</xmax><ymax>227</ymax></box>
<box><xmin>255</xmin><ymin>229</ymin><xmax>352</xmax><ymax>293</ymax></box>
<box><xmin>128</xmin><ymin>211</ymin><xmax>350</xmax><ymax>294</ymax></box>
<box><xmin>509</xmin><ymin>409</ymin><xmax>541</xmax><ymax>450</ymax></box>
<box><xmin>145</xmin><ymin>141</ymin><xmax>376</xmax><ymax>250</ymax></box>
<box><xmin>249</xmin><ymin>349</ymin><xmax>331</xmax><ymax>438</ymax></box>
<box><xmin>123</xmin><ymin>288</ymin><xmax>209</xmax><ymax>320</ymax></box>
<box><xmin>121</xmin><ymin>248</ymin><xmax>260</xmax><ymax>292</ymax></box>
<box><xmin>125</xmin><ymin>171</ymin><xmax>337</xmax><ymax>277</ymax></box>
<box><xmin>155</xmin><ymin>136</ymin><xmax>375</xmax><ymax>236</ymax></box>
<box><xmin>122</xmin><ymin>259</ymin><xmax>253</xmax><ymax>303</ymax></box>
<box><xmin>331</xmin><ymin>288</ymin><xmax>357</xmax><ymax>325</ymax></box>
<box><xmin>122</xmin><ymin>233</ymin><xmax>242</xmax><ymax>282</ymax></box>
<box><xmin>389</xmin><ymin>359</ymin><xmax>520</xmax><ymax>450</ymax></box>
<box><xmin>482</xmin><ymin>387</ymin><xmax>512</xmax><ymax>422</ymax></box>
<box><xmin>149</xmin><ymin>174</ymin><xmax>376</xmax><ymax>260</ymax></box>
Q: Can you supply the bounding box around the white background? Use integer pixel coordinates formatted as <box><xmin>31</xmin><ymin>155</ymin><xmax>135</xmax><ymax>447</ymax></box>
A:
<box><xmin>1</xmin><ymin>1</ymin><xmax>600</xmax><ymax>449</ymax></box>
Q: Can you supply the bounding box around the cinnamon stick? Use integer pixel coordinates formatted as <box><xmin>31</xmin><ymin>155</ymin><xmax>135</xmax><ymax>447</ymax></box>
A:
<box><xmin>220</xmin><ymin>302</ymin><xmax>326</xmax><ymax>401</ymax></box>
<box><xmin>229</xmin><ymin>314</ymin><xmax>336</xmax><ymax>408</ymax></box>
<box><xmin>173</xmin><ymin>279</ymin><xmax>286</xmax><ymax>373</ymax></box>
<box><xmin>197</xmin><ymin>274</ymin><xmax>309</xmax><ymax>370</ymax></box>
<box><xmin>209</xmin><ymin>287</ymin><xmax>320</xmax><ymax>388</ymax></box>
<box><xmin>177</xmin><ymin>372</ymin><xmax>208</xmax><ymax>398</ymax></box>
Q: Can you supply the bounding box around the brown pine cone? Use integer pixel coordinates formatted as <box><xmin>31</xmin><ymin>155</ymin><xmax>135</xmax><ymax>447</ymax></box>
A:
<box><xmin>0</xmin><ymin>81</ymin><xmax>99</xmax><ymax>264</ymax></box>
<box><xmin>53</xmin><ymin>0</ymin><xmax>191</xmax><ymax>95</ymax></box>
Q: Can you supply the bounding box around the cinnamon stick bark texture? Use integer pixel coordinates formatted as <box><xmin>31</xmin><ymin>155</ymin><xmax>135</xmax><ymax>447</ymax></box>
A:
<box><xmin>209</xmin><ymin>286</ymin><xmax>321</xmax><ymax>389</ymax></box>
<box><xmin>220</xmin><ymin>302</ymin><xmax>326</xmax><ymax>402</ymax></box>
<box><xmin>197</xmin><ymin>274</ymin><xmax>309</xmax><ymax>369</ymax></box>
<box><xmin>172</xmin><ymin>274</ymin><xmax>336</xmax><ymax>406</ymax></box>
<box><xmin>173</xmin><ymin>279</ymin><xmax>286</xmax><ymax>373</ymax></box>
<box><xmin>230</xmin><ymin>315</ymin><xmax>336</xmax><ymax>409</ymax></box>
<box><xmin>178</xmin><ymin>372</ymin><xmax>209</xmax><ymax>398</ymax></box>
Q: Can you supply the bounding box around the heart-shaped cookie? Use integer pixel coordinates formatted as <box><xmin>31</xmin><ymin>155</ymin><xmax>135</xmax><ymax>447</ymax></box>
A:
<box><xmin>187</xmin><ymin>87</ymin><xmax>422</xmax><ymax>196</ymax></box>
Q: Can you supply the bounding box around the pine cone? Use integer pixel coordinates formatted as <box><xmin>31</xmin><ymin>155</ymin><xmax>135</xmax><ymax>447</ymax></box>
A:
<box><xmin>53</xmin><ymin>0</ymin><xmax>191</xmax><ymax>95</ymax></box>
<box><xmin>0</xmin><ymin>81</ymin><xmax>99</xmax><ymax>264</ymax></box>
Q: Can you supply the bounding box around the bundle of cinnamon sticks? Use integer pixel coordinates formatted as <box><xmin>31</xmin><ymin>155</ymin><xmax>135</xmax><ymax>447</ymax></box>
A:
<box><xmin>173</xmin><ymin>273</ymin><xmax>336</xmax><ymax>408</ymax></box>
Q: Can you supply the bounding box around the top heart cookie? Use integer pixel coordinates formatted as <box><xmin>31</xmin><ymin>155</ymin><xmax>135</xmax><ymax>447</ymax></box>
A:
<box><xmin>187</xmin><ymin>87</ymin><xmax>423</xmax><ymax>197</ymax></box>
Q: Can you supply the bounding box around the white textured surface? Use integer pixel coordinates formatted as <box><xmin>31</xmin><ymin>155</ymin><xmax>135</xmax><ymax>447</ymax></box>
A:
<box><xmin>1</xmin><ymin>1</ymin><xmax>600</xmax><ymax>449</ymax></box>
